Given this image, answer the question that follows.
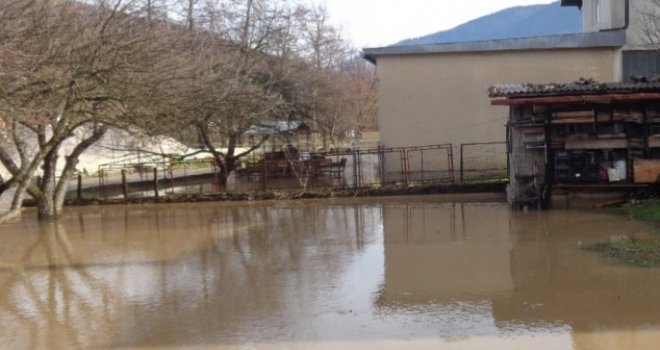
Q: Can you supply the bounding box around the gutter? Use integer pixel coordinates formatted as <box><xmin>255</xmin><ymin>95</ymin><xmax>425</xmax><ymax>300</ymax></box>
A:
<box><xmin>361</xmin><ymin>30</ymin><xmax>626</xmax><ymax>65</ymax></box>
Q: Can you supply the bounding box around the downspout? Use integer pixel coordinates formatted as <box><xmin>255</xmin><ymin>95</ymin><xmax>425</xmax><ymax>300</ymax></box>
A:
<box><xmin>599</xmin><ymin>0</ymin><xmax>630</xmax><ymax>82</ymax></box>
<box><xmin>602</xmin><ymin>0</ymin><xmax>630</xmax><ymax>31</ymax></box>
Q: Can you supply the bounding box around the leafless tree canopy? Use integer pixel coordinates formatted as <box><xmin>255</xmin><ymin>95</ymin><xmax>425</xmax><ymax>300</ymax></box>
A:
<box><xmin>0</xmin><ymin>0</ymin><xmax>377</xmax><ymax>222</ymax></box>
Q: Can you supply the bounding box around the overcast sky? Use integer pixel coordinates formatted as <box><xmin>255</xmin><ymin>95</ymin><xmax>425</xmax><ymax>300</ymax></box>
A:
<box><xmin>310</xmin><ymin>0</ymin><xmax>557</xmax><ymax>48</ymax></box>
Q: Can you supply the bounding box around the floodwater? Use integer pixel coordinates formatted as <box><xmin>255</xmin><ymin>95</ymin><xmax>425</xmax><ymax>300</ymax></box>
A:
<box><xmin>1</xmin><ymin>195</ymin><xmax>660</xmax><ymax>349</ymax></box>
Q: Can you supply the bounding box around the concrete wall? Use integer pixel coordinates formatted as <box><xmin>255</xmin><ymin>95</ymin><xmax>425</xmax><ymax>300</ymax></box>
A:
<box><xmin>375</xmin><ymin>48</ymin><xmax>616</xmax><ymax>150</ymax></box>
<box><xmin>626</xmin><ymin>0</ymin><xmax>657</xmax><ymax>49</ymax></box>
<box><xmin>580</xmin><ymin>0</ymin><xmax>654</xmax><ymax>49</ymax></box>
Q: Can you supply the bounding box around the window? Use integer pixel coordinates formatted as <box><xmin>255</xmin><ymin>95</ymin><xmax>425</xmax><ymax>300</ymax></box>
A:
<box><xmin>623</xmin><ymin>51</ymin><xmax>660</xmax><ymax>82</ymax></box>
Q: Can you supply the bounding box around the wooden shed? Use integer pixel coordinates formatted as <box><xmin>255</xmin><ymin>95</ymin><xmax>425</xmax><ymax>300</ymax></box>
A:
<box><xmin>489</xmin><ymin>79</ymin><xmax>660</xmax><ymax>209</ymax></box>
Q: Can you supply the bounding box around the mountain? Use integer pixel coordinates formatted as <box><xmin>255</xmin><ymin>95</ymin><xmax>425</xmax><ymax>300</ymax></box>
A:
<box><xmin>395</xmin><ymin>1</ymin><xmax>581</xmax><ymax>47</ymax></box>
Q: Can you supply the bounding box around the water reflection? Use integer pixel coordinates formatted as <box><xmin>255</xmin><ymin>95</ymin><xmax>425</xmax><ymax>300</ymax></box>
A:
<box><xmin>0</xmin><ymin>203</ymin><xmax>381</xmax><ymax>349</ymax></box>
<box><xmin>0</xmin><ymin>197</ymin><xmax>659</xmax><ymax>349</ymax></box>
<box><xmin>380</xmin><ymin>203</ymin><xmax>513</xmax><ymax>305</ymax></box>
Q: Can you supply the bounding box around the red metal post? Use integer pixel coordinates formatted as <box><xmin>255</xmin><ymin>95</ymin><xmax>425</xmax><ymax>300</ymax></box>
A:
<box><xmin>448</xmin><ymin>145</ymin><xmax>455</xmax><ymax>184</ymax></box>
<box><xmin>402</xmin><ymin>149</ymin><xmax>410</xmax><ymax>184</ymax></box>
<box><xmin>460</xmin><ymin>144</ymin><xmax>465</xmax><ymax>184</ymax></box>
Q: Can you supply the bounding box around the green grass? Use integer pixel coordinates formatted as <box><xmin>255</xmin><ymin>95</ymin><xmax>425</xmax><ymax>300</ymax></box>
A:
<box><xmin>586</xmin><ymin>239</ymin><xmax>660</xmax><ymax>267</ymax></box>
<box><xmin>584</xmin><ymin>200</ymin><xmax>660</xmax><ymax>267</ymax></box>
<box><xmin>628</xmin><ymin>200</ymin><xmax>660</xmax><ymax>222</ymax></box>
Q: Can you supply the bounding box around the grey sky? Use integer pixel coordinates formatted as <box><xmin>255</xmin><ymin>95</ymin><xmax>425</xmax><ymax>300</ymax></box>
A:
<box><xmin>311</xmin><ymin>0</ymin><xmax>557</xmax><ymax>48</ymax></box>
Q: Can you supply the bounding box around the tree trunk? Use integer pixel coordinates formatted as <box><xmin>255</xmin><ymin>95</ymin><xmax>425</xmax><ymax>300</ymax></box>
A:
<box><xmin>0</xmin><ymin>183</ymin><xmax>28</xmax><ymax>224</ymax></box>
<box><xmin>53</xmin><ymin>127</ymin><xmax>108</xmax><ymax>215</ymax></box>
<box><xmin>37</xmin><ymin>144</ymin><xmax>60</xmax><ymax>221</ymax></box>
<box><xmin>322</xmin><ymin>131</ymin><xmax>329</xmax><ymax>151</ymax></box>
<box><xmin>37</xmin><ymin>194</ymin><xmax>57</xmax><ymax>221</ymax></box>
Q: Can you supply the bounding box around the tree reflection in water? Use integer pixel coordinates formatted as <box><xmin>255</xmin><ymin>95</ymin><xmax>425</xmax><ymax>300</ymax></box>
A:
<box><xmin>1</xmin><ymin>199</ymin><xmax>659</xmax><ymax>350</ymax></box>
<box><xmin>0</xmin><ymin>202</ymin><xmax>377</xmax><ymax>349</ymax></box>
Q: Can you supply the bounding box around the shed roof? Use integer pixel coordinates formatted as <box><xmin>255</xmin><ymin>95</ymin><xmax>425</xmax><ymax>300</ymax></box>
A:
<box><xmin>362</xmin><ymin>30</ymin><xmax>626</xmax><ymax>64</ymax></box>
<box><xmin>489</xmin><ymin>79</ymin><xmax>660</xmax><ymax>106</ymax></box>
<box><xmin>488</xmin><ymin>79</ymin><xmax>660</xmax><ymax>98</ymax></box>
<box><xmin>245</xmin><ymin>120</ymin><xmax>311</xmax><ymax>136</ymax></box>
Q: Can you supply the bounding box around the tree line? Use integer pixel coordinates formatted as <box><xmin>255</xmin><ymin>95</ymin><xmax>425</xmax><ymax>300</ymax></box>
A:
<box><xmin>0</xmin><ymin>0</ymin><xmax>377</xmax><ymax>222</ymax></box>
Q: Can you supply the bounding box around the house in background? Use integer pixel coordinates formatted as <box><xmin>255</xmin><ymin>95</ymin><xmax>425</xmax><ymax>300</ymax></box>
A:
<box><xmin>362</xmin><ymin>0</ymin><xmax>658</xmax><ymax>177</ymax></box>
<box><xmin>244</xmin><ymin>120</ymin><xmax>314</xmax><ymax>151</ymax></box>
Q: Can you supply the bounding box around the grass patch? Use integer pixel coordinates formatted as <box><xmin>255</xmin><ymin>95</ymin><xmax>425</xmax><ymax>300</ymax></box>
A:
<box><xmin>586</xmin><ymin>238</ymin><xmax>660</xmax><ymax>267</ymax></box>
<box><xmin>628</xmin><ymin>200</ymin><xmax>660</xmax><ymax>222</ymax></box>
<box><xmin>586</xmin><ymin>200</ymin><xmax>660</xmax><ymax>267</ymax></box>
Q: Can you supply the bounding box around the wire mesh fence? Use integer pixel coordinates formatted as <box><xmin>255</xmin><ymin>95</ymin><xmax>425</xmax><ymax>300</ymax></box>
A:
<box><xmin>460</xmin><ymin>142</ymin><xmax>508</xmax><ymax>183</ymax></box>
<box><xmin>64</xmin><ymin>142</ymin><xmax>508</xmax><ymax>201</ymax></box>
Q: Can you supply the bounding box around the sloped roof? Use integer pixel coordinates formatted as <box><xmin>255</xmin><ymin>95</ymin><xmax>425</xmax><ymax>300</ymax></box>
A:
<box><xmin>488</xmin><ymin>79</ymin><xmax>660</xmax><ymax>98</ymax></box>
<box><xmin>245</xmin><ymin>121</ymin><xmax>311</xmax><ymax>136</ymax></box>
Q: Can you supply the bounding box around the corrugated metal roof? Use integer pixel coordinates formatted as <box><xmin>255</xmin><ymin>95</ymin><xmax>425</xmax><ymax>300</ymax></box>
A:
<box><xmin>488</xmin><ymin>79</ymin><xmax>660</xmax><ymax>98</ymax></box>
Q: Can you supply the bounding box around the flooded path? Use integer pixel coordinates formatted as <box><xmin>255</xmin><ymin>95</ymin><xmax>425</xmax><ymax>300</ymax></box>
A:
<box><xmin>1</xmin><ymin>195</ymin><xmax>660</xmax><ymax>349</ymax></box>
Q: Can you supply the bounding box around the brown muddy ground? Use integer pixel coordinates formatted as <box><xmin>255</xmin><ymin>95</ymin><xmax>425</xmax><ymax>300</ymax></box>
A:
<box><xmin>1</xmin><ymin>194</ymin><xmax>660</xmax><ymax>349</ymax></box>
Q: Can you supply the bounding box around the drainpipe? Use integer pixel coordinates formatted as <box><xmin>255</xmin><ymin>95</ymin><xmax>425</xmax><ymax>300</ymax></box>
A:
<box><xmin>598</xmin><ymin>0</ymin><xmax>630</xmax><ymax>82</ymax></box>
<box><xmin>602</xmin><ymin>0</ymin><xmax>630</xmax><ymax>32</ymax></box>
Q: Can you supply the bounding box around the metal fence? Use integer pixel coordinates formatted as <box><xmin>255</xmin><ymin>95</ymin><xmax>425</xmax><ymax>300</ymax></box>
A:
<box><xmin>460</xmin><ymin>142</ymin><xmax>509</xmax><ymax>183</ymax></box>
<box><xmin>64</xmin><ymin>142</ymin><xmax>507</xmax><ymax>201</ymax></box>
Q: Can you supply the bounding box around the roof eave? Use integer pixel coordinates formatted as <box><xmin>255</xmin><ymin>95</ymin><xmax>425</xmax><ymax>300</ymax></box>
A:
<box><xmin>362</xmin><ymin>30</ymin><xmax>626</xmax><ymax>64</ymax></box>
<box><xmin>491</xmin><ymin>93</ymin><xmax>660</xmax><ymax>106</ymax></box>
<box><xmin>560</xmin><ymin>0</ymin><xmax>583</xmax><ymax>8</ymax></box>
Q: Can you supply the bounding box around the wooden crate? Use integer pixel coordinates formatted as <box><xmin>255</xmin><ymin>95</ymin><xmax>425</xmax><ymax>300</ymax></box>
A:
<box><xmin>633</xmin><ymin>159</ymin><xmax>660</xmax><ymax>183</ymax></box>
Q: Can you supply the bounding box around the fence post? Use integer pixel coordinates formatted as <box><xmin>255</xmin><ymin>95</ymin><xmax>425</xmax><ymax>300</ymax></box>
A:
<box><xmin>121</xmin><ymin>170</ymin><xmax>128</xmax><ymax>202</ymax></box>
<box><xmin>401</xmin><ymin>149</ymin><xmax>409</xmax><ymax>185</ymax></box>
<box><xmin>378</xmin><ymin>146</ymin><xmax>385</xmax><ymax>184</ymax></box>
<box><xmin>352</xmin><ymin>150</ymin><xmax>359</xmax><ymax>189</ymax></box>
<box><xmin>420</xmin><ymin>149</ymin><xmax>425</xmax><ymax>183</ymax></box>
<box><xmin>460</xmin><ymin>144</ymin><xmax>464</xmax><ymax>184</ymax></box>
<box><xmin>98</xmin><ymin>170</ymin><xmax>104</xmax><ymax>200</ymax></box>
<box><xmin>448</xmin><ymin>145</ymin><xmax>455</xmax><ymax>184</ymax></box>
<box><xmin>77</xmin><ymin>174</ymin><xmax>82</xmax><ymax>202</ymax></box>
<box><xmin>153</xmin><ymin>168</ymin><xmax>159</xmax><ymax>199</ymax></box>
<box><xmin>357</xmin><ymin>149</ymin><xmax>363</xmax><ymax>188</ymax></box>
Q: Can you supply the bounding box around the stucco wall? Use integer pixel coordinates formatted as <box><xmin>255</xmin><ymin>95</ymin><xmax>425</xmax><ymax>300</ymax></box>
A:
<box><xmin>375</xmin><ymin>48</ymin><xmax>616</xmax><ymax>151</ymax></box>
<box><xmin>626</xmin><ymin>0</ymin><xmax>655</xmax><ymax>49</ymax></box>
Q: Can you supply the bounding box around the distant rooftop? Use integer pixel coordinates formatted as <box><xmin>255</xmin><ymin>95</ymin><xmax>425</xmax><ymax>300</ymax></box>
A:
<box><xmin>362</xmin><ymin>30</ymin><xmax>626</xmax><ymax>64</ymax></box>
<box><xmin>560</xmin><ymin>0</ymin><xmax>583</xmax><ymax>7</ymax></box>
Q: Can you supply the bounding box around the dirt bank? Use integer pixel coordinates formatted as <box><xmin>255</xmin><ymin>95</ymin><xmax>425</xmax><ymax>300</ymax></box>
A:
<box><xmin>61</xmin><ymin>182</ymin><xmax>508</xmax><ymax>206</ymax></box>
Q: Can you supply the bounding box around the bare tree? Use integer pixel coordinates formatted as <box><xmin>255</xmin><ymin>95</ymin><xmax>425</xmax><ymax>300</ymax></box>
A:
<box><xmin>147</xmin><ymin>0</ymin><xmax>303</xmax><ymax>185</ymax></box>
<box><xmin>296</xmin><ymin>4</ymin><xmax>352</xmax><ymax>149</ymax></box>
<box><xmin>0</xmin><ymin>0</ymin><xmax>170</xmax><ymax>221</ymax></box>
<box><xmin>0</xmin><ymin>0</ymin><xmax>378</xmax><ymax>223</ymax></box>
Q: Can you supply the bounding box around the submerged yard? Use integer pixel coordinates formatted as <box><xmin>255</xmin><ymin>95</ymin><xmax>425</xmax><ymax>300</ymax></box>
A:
<box><xmin>1</xmin><ymin>195</ymin><xmax>660</xmax><ymax>349</ymax></box>
<box><xmin>585</xmin><ymin>200</ymin><xmax>660</xmax><ymax>267</ymax></box>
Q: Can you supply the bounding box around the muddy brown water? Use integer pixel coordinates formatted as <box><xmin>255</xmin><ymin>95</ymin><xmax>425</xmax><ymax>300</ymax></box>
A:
<box><xmin>1</xmin><ymin>194</ymin><xmax>660</xmax><ymax>349</ymax></box>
